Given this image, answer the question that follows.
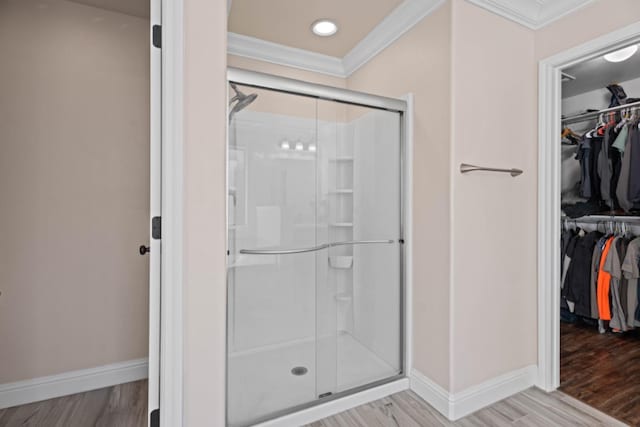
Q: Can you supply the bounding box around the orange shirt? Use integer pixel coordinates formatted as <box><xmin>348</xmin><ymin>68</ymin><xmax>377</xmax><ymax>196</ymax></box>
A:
<box><xmin>597</xmin><ymin>237</ymin><xmax>614</xmax><ymax>320</ymax></box>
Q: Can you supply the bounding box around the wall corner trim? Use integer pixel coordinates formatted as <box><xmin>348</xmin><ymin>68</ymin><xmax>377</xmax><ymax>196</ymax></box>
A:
<box><xmin>410</xmin><ymin>365</ymin><xmax>537</xmax><ymax>421</ymax></box>
<box><xmin>0</xmin><ymin>358</ymin><xmax>149</xmax><ymax>410</ymax></box>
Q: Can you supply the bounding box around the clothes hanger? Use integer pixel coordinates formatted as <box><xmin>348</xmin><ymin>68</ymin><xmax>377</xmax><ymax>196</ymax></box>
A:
<box><xmin>615</xmin><ymin>109</ymin><xmax>629</xmax><ymax>130</ymax></box>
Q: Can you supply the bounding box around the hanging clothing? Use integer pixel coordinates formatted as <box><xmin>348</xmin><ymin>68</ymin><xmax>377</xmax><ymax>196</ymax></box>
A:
<box><xmin>598</xmin><ymin>126</ymin><xmax>614</xmax><ymax>208</ymax></box>
<box><xmin>563</xmin><ymin>231</ymin><xmax>602</xmax><ymax>318</ymax></box>
<box><xmin>607</xmin><ymin>238</ymin><xmax>629</xmax><ymax>331</ymax></box>
<box><xmin>612</xmin><ymin>124</ymin><xmax>629</xmax><ymax>153</ymax></box>
<box><xmin>590</xmin><ymin>236</ymin><xmax>608</xmax><ymax>319</ymax></box>
<box><xmin>627</xmin><ymin>127</ymin><xmax>640</xmax><ymax>202</ymax></box>
<box><xmin>576</xmin><ymin>136</ymin><xmax>592</xmax><ymax>199</ymax></box>
<box><xmin>616</xmin><ymin>125</ymin><xmax>633</xmax><ymax>211</ymax></box>
<box><xmin>622</xmin><ymin>237</ymin><xmax>640</xmax><ymax>328</ymax></box>
<box><xmin>597</xmin><ymin>237</ymin><xmax>615</xmax><ymax>321</ymax></box>
<box><xmin>562</xmin><ymin>232</ymin><xmax>581</xmax><ymax>313</ymax></box>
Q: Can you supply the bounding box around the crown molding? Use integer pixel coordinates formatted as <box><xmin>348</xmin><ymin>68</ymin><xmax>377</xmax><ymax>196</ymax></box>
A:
<box><xmin>464</xmin><ymin>0</ymin><xmax>594</xmax><ymax>30</ymax></box>
<box><xmin>227</xmin><ymin>32</ymin><xmax>347</xmax><ymax>77</ymax></box>
<box><xmin>226</xmin><ymin>0</ymin><xmax>446</xmax><ymax>78</ymax></box>
<box><xmin>343</xmin><ymin>0</ymin><xmax>446</xmax><ymax>75</ymax></box>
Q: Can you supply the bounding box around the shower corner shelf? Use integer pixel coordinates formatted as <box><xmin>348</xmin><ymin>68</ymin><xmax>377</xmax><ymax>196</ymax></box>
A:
<box><xmin>335</xmin><ymin>292</ymin><xmax>353</xmax><ymax>302</ymax></box>
<box><xmin>329</xmin><ymin>255</ymin><xmax>353</xmax><ymax>269</ymax></box>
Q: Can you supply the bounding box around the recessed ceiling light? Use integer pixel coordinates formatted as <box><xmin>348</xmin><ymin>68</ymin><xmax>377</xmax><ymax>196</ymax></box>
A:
<box><xmin>312</xmin><ymin>19</ymin><xmax>338</xmax><ymax>37</ymax></box>
<box><xmin>295</xmin><ymin>142</ymin><xmax>304</xmax><ymax>151</ymax></box>
<box><xmin>604</xmin><ymin>45</ymin><xmax>638</xmax><ymax>63</ymax></box>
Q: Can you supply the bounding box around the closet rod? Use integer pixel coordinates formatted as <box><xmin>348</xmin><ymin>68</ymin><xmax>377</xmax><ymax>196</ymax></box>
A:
<box><xmin>562</xmin><ymin>99</ymin><xmax>640</xmax><ymax>125</ymax></box>
<box><xmin>562</xmin><ymin>215</ymin><xmax>640</xmax><ymax>224</ymax></box>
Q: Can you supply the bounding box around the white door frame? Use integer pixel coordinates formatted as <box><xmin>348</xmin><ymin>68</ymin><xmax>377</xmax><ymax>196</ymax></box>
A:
<box><xmin>148</xmin><ymin>0</ymin><xmax>162</xmax><ymax>424</ymax></box>
<box><xmin>156</xmin><ymin>0</ymin><xmax>184</xmax><ymax>425</ymax></box>
<box><xmin>537</xmin><ymin>22</ymin><xmax>640</xmax><ymax>392</ymax></box>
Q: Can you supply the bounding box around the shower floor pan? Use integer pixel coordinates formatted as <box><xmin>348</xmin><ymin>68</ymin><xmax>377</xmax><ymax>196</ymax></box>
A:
<box><xmin>227</xmin><ymin>332</ymin><xmax>398</xmax><ymax>426</ymax></box>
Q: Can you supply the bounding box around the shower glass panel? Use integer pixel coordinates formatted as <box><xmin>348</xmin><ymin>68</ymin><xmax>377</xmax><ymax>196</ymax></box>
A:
<box><xmin>227</xmin><ymin>82</ymin><xmax>402</xmax><ymax>427</ymax></box>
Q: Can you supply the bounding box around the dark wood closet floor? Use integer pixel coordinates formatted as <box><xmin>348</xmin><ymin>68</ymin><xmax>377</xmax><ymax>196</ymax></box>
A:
<box><xmin>0</xmin><ymin>380</ymin><xmax>147</xmax><ymax>427</ymax></box>
<box><xmin>560</xmin><ymin>321</ymin><xmax>640</xmax><ymax>426</ymax></box>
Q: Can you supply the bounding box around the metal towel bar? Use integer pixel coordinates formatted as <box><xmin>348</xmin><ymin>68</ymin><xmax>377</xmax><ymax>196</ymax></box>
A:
<box><xmin>460</xmin><ymin>163</ymin><xmax>523</xmax><ymax>177</ymax></box>
<box><xmin>239</xmin><ymin>239</ymin><xmax>394</xmax><ymax>255</ymax></box>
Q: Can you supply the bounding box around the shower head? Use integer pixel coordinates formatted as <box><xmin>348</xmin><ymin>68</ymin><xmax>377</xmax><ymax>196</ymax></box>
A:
<box><xmin>229</xmin><ymin>83</ymin><xmax>258</xmax><ymax>121</ymax></box>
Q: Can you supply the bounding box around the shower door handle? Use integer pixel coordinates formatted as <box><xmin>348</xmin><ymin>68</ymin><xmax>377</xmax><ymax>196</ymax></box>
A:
<box><xmin>239</xmin><ymin>240</ymin><xmax>394</xmax><ymax>255</ymax></box>
<box><xmin>239</xmin><ymin>243</ymin><xmax>330</xmax><ymax>255</ymax></box>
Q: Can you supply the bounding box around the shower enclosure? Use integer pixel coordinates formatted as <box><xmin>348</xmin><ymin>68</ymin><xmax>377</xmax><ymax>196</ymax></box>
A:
<box><xmin>226</xmin><ymin>68</ymin><xmax>406</xmax><ymax>427</ymax></box>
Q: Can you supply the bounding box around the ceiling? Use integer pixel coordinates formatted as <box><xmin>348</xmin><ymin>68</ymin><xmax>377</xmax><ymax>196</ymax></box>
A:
<box><xmin>228</xmin><ymin>0</ymin><xmax>403</xmax><ymax>57</ymax></box>
<box><xmin>66</xmin><ymin>0</ymin><xmax>149</xmax><ymax>19</ymax></box>
<box><xmin>563</xmin><ymin>46</ymin><xmax>640</xmax><ymax>98</ymax></box>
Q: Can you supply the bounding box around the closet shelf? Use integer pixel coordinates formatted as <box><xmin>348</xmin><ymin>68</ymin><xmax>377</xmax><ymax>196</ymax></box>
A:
<box><xmin>330</xmin><ymin>222</ymin><xmax>353</xmax><ymax>227</ymax></box>
<box><xmin>329</xmin><ymin>189</ymin><xmax>353</xmax><ymax>194</ymax></box>
<box><xmin>329</xmin><ymin>157</ymin><xmax>354</xmax><ymax>162</ymax></box>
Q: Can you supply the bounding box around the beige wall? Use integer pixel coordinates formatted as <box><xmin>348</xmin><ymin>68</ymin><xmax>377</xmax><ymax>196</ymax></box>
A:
<box><xmin>0</xmin><ymin>0</ymin><xmax>149</xmax><ymax>383</ymax></box>
<box><xmin>182</xmin><ymin>0</ymin><xmax>227</xmax><ymax>425</ymax></box>
<box><xmin>535</xmin><ymin>0</ymin><xmax>640</xmax><ymax>61</ymax></box>
<box><xmin>348</xmin><ymin>2</ymin><xmax>453</xmax><ymax>390</ymax></box>
<box><xmin>449</xmin><ymin>0</ymin><xmax>537</xmax><ymax>392</ymax></box>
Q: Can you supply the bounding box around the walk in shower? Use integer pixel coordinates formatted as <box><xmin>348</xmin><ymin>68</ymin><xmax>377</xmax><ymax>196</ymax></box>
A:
<box><xmin>226</xmin><ymin>68</ymin><xmax>406</xmax><ymax>426</ymax></box>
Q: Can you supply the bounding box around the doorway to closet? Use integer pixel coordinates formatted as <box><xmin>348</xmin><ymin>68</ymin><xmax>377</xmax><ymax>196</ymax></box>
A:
<box><xmin>550</xmin><ymin>33</ymin><xmax>640</xmax><ymax>426</ymax></box>
<box><xmin>0</xmin><ymin>0</ymin><xmax>161</xmax><ymax>425</ymax></box>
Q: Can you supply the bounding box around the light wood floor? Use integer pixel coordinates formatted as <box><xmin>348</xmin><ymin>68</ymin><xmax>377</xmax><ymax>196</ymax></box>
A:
<box><xmin>306</xmin><ymin>388</ymin><xmax>627</xmax><ymax>427</ymax></box>
<box><xmin>0</xmin><ymin>380</ymin><xmax>627</xmax><ymax>426</ymax></box>
<box><xmin>0</xmin><ymin>380</ymin><xmax>146</xmax><ymax>427</ymax></box>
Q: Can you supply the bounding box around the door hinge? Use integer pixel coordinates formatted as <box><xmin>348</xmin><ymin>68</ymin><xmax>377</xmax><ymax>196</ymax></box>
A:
<box><xmin>152</xmin><ymin>216</ymin><xmax>161</xmax><ymax>240</ymax></box>
<box><xmin>152</xmin><ymin>25</ymin><xmax>162</xmax><ymax>48</ymax></box>
<box><xmin>150</xmin><ymin>409</ymin><xmax>160</xmax><ymax>427</ymax></box>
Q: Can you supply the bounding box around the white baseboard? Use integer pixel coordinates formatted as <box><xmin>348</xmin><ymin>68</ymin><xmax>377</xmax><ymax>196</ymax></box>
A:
<box><xmin>0</xmin><ymin>358</ymin><xmax>149</xmax><ymax>410</ymax></box>
<box><xmin>255</xmin><ymin>377</ymin><xmax>410</xmax><ymax>427</ymax></box>
<box><xmin>410</xmin><ymin>365</ymin><xmax>537</xmax><ymax>421</ymax></box>
<box><xmin>409</xmin><ymin>369</ymin><xmax>451</xmax><ymax>417</ymax></box>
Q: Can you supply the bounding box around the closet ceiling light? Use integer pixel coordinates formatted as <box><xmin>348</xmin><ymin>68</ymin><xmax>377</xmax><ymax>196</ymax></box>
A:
<box><xmin>311</xmin><ymin>19</ymin><xmax>338</xmax><ymax>37</ymax></box>
<box><xmin>604</xmin><ymin>45</ymin><xmax>638</xmax><ymax>63</ymax></box>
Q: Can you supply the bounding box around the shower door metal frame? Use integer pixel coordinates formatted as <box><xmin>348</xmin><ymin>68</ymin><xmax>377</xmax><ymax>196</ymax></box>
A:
<box><xmin>225</xmin><ymin>67</ymin><xmax>409</xmax><ymax>426</ymax></box>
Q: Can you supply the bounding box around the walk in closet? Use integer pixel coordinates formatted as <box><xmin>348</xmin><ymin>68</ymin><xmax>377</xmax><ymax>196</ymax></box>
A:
<box><xmin>560</xmin><ymin>42</ymin><xmax>640</xmax><ymax>426</ymax></box>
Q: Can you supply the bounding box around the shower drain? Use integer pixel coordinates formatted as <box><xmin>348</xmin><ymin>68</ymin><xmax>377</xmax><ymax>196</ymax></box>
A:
<box><xmin>291</xmin><ymin>366</ymin><xmax>308</xmax><ymax>376</ymax></box>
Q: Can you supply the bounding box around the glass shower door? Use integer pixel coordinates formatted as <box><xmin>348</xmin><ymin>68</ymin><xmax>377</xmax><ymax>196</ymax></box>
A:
<box><xmin>227</xmin><ymin>80</ymin><xmax>403</xmax><ymax>427</ymax></box>
<box><xmin>227</xmin><ymin>85</ymin><xmax>321</xmax><ymax>427</ymax></box>
<box><xmin>315</xmin><ymin>101</ymin><xmax>402</xmax><ymax>398</ymax></box>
